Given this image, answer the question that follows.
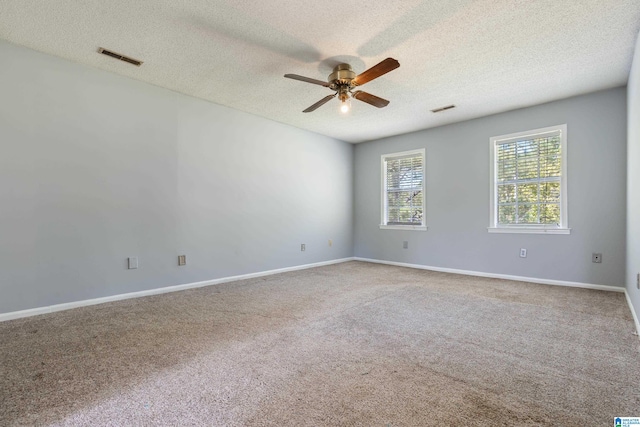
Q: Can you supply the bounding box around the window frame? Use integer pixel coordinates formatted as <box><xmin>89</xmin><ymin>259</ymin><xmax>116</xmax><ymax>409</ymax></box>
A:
<box><xmin>380</xmin><ymin>148</ymin><xmax>427</xmax><ymax>231</ymax></box>
<box><xmin>488</xmin><ymin>124</ymin><xmax>570</xmax><ymax>234</ymax></box>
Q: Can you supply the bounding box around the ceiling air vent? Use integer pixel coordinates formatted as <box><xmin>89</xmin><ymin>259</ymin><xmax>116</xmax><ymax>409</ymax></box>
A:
<box><xmin>98</xmin><ymin>48</ymin><xmax>143</xmax><ymax>67</ymax></box>
<box><xmin>431</xmin><ymin>104</ymin><xmax>456</xmax><ymax>113</ymax></box>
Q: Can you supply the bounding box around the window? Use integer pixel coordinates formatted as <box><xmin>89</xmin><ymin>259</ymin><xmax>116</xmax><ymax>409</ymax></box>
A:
<box><xmin>380</xmin><ymin>149</ymin><xmax>426</xmax><ymax>230</ymax></box>
<box><xmin>489</xmin><ymin>124</ymin><xmax>569</xmax><ymax>234</ymax></box>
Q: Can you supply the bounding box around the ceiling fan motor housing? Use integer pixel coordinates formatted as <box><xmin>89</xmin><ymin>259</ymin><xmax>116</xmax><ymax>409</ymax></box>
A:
<box><xmin>329</xmin><ymin>64</ymin><xmax>356</xmax><ymax>90</ymax></box>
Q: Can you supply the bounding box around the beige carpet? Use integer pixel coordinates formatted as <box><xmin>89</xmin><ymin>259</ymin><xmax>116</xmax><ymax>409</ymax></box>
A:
<box><xmin>1</xmin><ymin>261</ymin><xmax>639</xmax><ymax>426</ymax></box>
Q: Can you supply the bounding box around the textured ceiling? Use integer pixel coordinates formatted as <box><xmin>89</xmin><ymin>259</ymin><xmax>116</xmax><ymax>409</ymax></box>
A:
<box><xmin>1</xmin><ymin>0</ymin><xmax>639</xmax><ymax>143</ymax></box>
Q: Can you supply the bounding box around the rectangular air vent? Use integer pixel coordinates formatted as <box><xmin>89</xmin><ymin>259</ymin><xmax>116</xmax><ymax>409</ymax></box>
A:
<box><xmin>98</xmin><ymin>48</ymin><xmax>143</xmax><ymax>67</ymax></box>
<box><xmin>431</xmin><ymin>105</ymin><xmax>456</xmax><ymax>113</ymax></box>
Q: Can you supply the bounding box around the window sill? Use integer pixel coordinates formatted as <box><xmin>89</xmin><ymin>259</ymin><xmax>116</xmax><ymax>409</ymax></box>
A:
<box><xmin>380</xmin><ymin>225</ymin><xmax>427</xmax><ymax>231</ymax></box>
<box><xmin>487</xmin><ymin>227</ymin><xmax>571</xmax><ymax>235</ymax></box>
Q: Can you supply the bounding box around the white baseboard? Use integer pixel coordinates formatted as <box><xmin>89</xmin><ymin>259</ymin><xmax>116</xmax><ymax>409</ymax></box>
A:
<box><xmin>353</xmin><ymin>257</ymin><xmax>625</xmax><ymax>293</ymax></box>
<box><xmin>0</xmin><ymin>257</ymin><xmax>355</xmax><ymax>322</ymax></box>
<box><xmin>624</xmin><ymin>290</ymin><xmax>640</xmax><ymax>338</ymax></box>
<box><xmin>4</xmin><ymin>256</ymin><xmax>634</xmax><ymax>328</ymax></box>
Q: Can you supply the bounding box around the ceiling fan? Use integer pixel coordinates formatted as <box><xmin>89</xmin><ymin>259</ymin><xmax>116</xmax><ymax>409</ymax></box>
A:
<box><xmin>284</xmin><ymin>58</ymin><xmax>400</xmax><ymax>113</ymax></box>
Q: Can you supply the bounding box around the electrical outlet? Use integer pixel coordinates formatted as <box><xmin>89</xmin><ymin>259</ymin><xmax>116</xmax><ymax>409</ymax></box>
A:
<box><xmin>592</xmin><ymin>253</ymin><xmax>602</xmax><ymax>263</ymax></box>
<box><xmin>519</xmin><ymin>248</ymin><xmax>527</xmax><ymax>258</ymax></box>
<box><xmin>128</xmin><ymin>257</ymin><xmax>138</xmax><ymax>269</ymax></box>
<box><xmin>328</xmin><ymin>239</ymin><xmax>332</xmax><ymax>247</ymax></box>
<box><xmin>403</xmin><ymin>241</ymin><xmax>408</xmax><ymax>249</ymax></box>
<box><xmin>178</xmin><ymin>255</ymin><xmax>186</xmax><ymax>266</ymax></box>
<box><xmin>301</xmin><ymin>244</ymin><xmax>305</xmax><ymax>252</ymax></box>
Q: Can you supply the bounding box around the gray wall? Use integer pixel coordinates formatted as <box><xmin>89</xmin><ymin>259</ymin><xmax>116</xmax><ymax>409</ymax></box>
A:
<box><xmin>627</xmin><ymin>32</ymin><xmax>640</xmax><ymax>319</ymax></box>
<box><xmin>354</xmin><ymin>88</ymin><xmax>627</xmax><ymax>287</ymax></box>
<box><xmin>0</xmin><ymin>40</ymin><xmax>353</xmax><ymax>314</ymax></box>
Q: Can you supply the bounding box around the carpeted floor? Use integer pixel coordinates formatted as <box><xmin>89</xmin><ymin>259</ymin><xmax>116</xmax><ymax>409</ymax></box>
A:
<box><xmin>1</xmin><ymin>261</ymin><xmax>639</xmax><ymax>426</ymax></box>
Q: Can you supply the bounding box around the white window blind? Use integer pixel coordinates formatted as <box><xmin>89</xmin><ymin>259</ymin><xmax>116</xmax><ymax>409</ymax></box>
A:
<box><xmin>381</xmin><ymin>149</ymin><xmax>425</xmax><ymax>229</ymax></box>
<box><xmin>489</xmin><ymin>125</ymin><xmax>569</xmax><ymax>234</ymax></box>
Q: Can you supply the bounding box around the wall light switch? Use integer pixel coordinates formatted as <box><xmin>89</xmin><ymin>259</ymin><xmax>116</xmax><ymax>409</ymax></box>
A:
<box><xmin>301</xmin><ymin>244</ymin><xmax>305</xmax><ymax>252</ymax></box>
<box><xmin>128</xmin><ymin>257</ymin><xmax>138</xmax><ymax>269</ymax></box>
<box><xmin>178</xmin><ymin>255</ymin><xmax>186</xmax><ymax>266</ymax></box>
<box><xmin>403</xmin><ymin>241</ymin><xmax>408</xmax><ymax>249</ymax></box>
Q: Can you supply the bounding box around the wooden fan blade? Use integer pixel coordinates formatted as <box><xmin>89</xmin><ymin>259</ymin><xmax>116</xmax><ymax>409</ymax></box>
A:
<box><xmin>284</xmin><ymin>74</ymin><xmax>330</xmax><ymax>87</ymax></box>
<box><xmin>303</xmin><ymin>94</ymin><xmax>336</xmax><ymax>113</ymax></box>
<box><xmin>352</xmin><ymin>91</ymin><xmax>390</xmax><ymax>108</ymax></box>
<box><xmin>352</xmin><ymin>58</ymin><xmax>400</xmax><ymax>87</ymax></box>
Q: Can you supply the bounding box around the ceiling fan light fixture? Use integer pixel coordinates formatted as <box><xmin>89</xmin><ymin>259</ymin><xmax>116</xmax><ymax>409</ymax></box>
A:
<box><xmin>340</xmin><ymin>97</ymin><xmax>351</xmax><ymax>113</ymax></box>
<box><xmin>339</xmin><ymin>90</ymin><xmax>351</xmax><ymax>113</ymax></box>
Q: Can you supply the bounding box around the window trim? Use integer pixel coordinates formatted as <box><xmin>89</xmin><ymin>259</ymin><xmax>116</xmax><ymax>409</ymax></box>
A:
<box><xmin>488</xmin><ymin>124</ymin><xmax>570</xmax><ymax>234</ymax></box>
<box><xmin>380</xmin><ymin>148</ymin><xmax>427</xmax><ymax>231</ymax></box>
